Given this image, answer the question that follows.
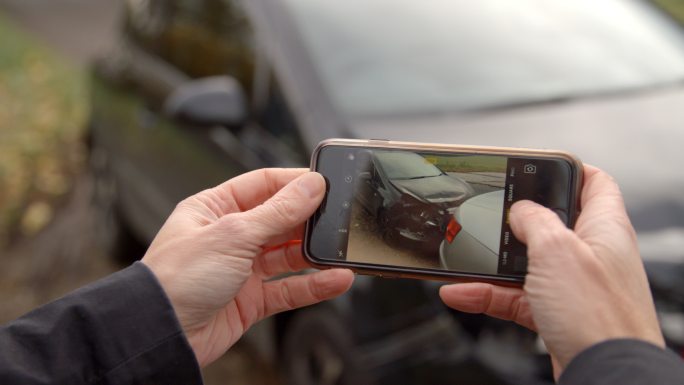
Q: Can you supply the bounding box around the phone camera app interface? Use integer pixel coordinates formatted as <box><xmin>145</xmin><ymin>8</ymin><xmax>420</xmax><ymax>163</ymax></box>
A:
<box><xmin>309</xmin><ymin>146</ymin><xmax>573</xmax><ymax>278</ymax></box>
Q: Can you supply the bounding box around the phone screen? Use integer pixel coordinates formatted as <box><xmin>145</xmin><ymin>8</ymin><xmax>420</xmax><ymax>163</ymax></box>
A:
<box><xmin>306</xmin><ymin>145</ymin><xmax>578</xmax><ymax>279</ymax></box>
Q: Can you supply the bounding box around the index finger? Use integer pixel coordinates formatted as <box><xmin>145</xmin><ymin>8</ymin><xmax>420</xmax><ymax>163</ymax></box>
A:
<box><xmin>439</xmin><ymin>283</ymin><xmax>536</xmax><ymax>331</ymax></box>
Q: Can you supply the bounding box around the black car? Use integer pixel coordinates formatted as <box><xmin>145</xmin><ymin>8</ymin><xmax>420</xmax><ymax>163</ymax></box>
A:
<box><xmin>355</xmin><ymin>150</ymin><xmax>473</xmax><ymax>253</ymax></box>
<box><xmin>89</xmin><ymin>0</ymin><xmax>684</xmax><ymax>384</ymax></box>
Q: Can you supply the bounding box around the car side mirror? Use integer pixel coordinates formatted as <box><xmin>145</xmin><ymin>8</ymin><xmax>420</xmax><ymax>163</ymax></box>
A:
<box><xmin>164</xmin><ymin>76</ymin><xmax>247</xmax><ymax>128</ymax></box>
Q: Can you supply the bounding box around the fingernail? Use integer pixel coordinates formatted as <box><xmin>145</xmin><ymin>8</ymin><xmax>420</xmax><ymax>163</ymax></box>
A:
<box><xmin>511</xmin><ymin>200</ymin><xmax>534</xmax><ymax>211</ymax></box>
<box><xmin>510</xmin><ymin>200</ymin><xmax>535</xmax><ymax>218</ymax></box>
<box><xmin>298</xmin><ymin>172</ymin><xmax>325</xmax><ymax>198</ymax></box>
<box><xmin>509</xmin><ymin>201</ymin><xmax>531</xmax><ymax>227</ymax></box>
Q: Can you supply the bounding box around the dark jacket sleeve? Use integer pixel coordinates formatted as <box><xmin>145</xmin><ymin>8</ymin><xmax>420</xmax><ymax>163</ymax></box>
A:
<box><xmin>560</xmin><ymin>338</ymin><xmax>684</xmax><ymax>385</ymax></box>
<box><xmin>0</xmin><ymin>262</ymin><xmax>203</xmax><ymax>385</ymax></box>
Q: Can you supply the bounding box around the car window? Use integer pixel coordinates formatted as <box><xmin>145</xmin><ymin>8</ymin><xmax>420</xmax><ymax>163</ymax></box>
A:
<box><xmin>129</xmin><ymin>0</ymin><xmax>256</xmax><ymax>94</ymax></box>
<box><xmin>257</xmin><ymin>75</ymin><xmax>308</xmax><ymax>163</ymax></box>
<box><xmin>375</xmin><ymin>152</ymin><xmax>442</xmax><ymax>180</ymax></box>
<box><xmin>371</xmin><ymin>164</ymin><xmax>384</xmax><ymax>187</ymax></box>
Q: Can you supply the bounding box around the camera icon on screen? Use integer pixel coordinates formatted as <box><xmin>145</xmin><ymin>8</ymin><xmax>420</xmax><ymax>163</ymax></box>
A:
<box><xmin>523</xmin><ymin>164</ymin><xmax>537</xmax><ymax>174</ymax></box>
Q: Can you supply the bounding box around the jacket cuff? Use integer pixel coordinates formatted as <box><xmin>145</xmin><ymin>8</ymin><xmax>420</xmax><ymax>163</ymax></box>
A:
<box><xmin>98</xmin><ymin>262</ymin><xmax>203</xmax><ymax>384</ymax></box>
<box><xmin>559</xmin><ymin>338</ymin><xmax>684</xmax><ymax>385</ymax></box>
<box><xmin>2</xmin><ymin>261</ymin><xmax>203</xmax><ymax>385</ymax></box>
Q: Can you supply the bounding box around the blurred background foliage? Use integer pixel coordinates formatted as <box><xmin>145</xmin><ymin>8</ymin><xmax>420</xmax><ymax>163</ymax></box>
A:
<box><xmin>653</xmin><ymin>0</ymin><xmax>684</xmax><ymax>23</ymax></box>
<box><xmin>0</xmin><ymin>12</ymin><xmax>87</xmax><ymax>247</ymax></box>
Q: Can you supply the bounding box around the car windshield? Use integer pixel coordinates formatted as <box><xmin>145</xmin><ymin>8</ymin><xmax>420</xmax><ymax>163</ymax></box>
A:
<box><xmin>281</xmin><ymin>0</ymin><xmax>684</xmax><ymax>117</ymax></box>
<box><xmin>375</xmin><ymin>152</ymin><xmax>443</xmax><ymax>179</ymax></box>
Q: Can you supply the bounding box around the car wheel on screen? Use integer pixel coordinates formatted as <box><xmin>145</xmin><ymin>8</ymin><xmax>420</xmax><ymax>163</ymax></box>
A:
<box><xmin>90</xmin><ymin>144</ymin><xmax>146</xmax><ymax>265</ymax></box>
<box><xmin>282</xmin><ymin>307</ymin><xmax>374</xmax><ymax>385</ymax></box>
<box><xmin>378</xmin><ymin>210</ymin><xmax>400</xmax><ymax>247</ymax></box>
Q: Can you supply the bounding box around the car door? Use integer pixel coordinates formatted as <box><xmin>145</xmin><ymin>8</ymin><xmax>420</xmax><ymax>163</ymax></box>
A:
<box><xmin>94</xmin><ymin>0</ymin><xmax>308</xmax><ymax>241</ymax></box>
<box><xmin>355</xmin><ymin>157</ymin><xmax>388</xmax><ymax>218</ymax></box>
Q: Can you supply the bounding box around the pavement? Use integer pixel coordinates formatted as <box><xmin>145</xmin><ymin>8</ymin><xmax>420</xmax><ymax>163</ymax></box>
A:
<box><xmin>0</xmin><ymin>0</ymin><xmax>122</xmax><ymax>66</ymax></box>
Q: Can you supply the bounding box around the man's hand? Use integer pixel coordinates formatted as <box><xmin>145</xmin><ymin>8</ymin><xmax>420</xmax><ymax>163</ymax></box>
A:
<box><xmin>141</xmin><ymin>169</ymin><xmax>354</xmax><ymax>367</ymax></box>
<box><xmin>439</xmin><ymin>165</ymin><xmax>664</xmax><ymax>376</ymax></box>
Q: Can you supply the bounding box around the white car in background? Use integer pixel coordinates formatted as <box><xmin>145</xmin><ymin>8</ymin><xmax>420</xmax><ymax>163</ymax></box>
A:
<box><xmin>439</xmin><ymin>190</ymin><xmax>504</xmax><ymax>275</ymax></box>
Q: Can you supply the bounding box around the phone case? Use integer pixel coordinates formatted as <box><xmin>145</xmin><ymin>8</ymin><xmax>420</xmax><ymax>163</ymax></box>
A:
<box><xmin>303</xmin><ymin>138</ymin><xmax>583</xmax><ymax>284</ymax></box>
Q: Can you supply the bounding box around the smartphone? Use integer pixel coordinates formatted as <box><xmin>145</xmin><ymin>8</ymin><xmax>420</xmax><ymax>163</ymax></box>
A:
<box><xmin>303</xmin><ymin>139</ymin><xmax>583</xmax><ymax>283</ymax></box>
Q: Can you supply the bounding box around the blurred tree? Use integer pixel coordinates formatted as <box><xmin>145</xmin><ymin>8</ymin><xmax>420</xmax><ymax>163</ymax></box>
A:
<box><xmin>0</xmin><ymin>13</ymin><xmax>86</xmax><ymax>247</ymax></box>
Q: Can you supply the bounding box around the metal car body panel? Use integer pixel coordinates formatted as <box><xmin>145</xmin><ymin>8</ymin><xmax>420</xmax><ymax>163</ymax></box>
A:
<box><xmin>88</xmin><ymin>0</ymin><xmax>684</xmax><ymax>383</ymax></box>
<box><xmin>458</xmin><ymin>190</ymin><xmax>505</xmax><ymax>253</ymax></box>
<box><xmin>439</xmin><ymin>190</ymin><xmax>504</xmax><ymax>274</ymax></box>
<box><xmin>440</xmin><ymin>190</ymin><xmax>504</xmax><ymax>275</ymax></box>
<box><xmin>354</xmin><ymin>150</ymin><xmax>474</xmax><ymax>252</ymax></box>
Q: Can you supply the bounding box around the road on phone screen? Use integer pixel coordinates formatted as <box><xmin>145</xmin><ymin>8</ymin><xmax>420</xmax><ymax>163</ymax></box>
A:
<box><xmin>346</xmin><ymin>172</ymin><xmax>505</xmax><ymax>270</ymax></box>
<box><xmin>347</xmin><ymin>203</ymin><xmax>440</xmax><ymax>269</ymax></box>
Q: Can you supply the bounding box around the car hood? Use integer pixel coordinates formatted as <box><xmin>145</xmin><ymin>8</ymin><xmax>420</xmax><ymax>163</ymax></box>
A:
<box><xmin>389</xmin><ymin>174</ymin><xmax>471</xmax><ymax>205</ymax></box>
<box><xmin>350</xmin><ymin>87</ymin><xmax>684</xmax><ymax>261</ymax></box>
<box><xmin>457</xmin><ymin>190</ymin><xmax>505</xmax><ymax>253</ymax></box>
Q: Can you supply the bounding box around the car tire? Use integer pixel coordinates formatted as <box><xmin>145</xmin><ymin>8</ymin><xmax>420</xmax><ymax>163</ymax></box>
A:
<box><xmin>378</xmin><ymin>210</ymin><xmax>400</xmax><ymax>246</ymax></box>
<box><xmin>90</xmin><ymin>144</ymin><xmax>146</xmax><ymax>265</ymax></box>
<box><xmin>282</xmin><ymin>307</ymin><xmax>375</xmax><ymax>385</ymax></box>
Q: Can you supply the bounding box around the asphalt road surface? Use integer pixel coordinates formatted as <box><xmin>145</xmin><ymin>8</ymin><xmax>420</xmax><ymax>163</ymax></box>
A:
<box><xmin>347</xmin><ymin>202</ymin><xmax>441</xmax><ymax>269</ymax></box>
<box><xmin>0</xmin><ymin>0</ymin><xmax>121</xmax><ymax>66</ymax></box>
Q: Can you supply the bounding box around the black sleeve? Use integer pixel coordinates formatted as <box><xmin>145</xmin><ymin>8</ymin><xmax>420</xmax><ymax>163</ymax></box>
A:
<box><xmin>0</xmin><ymin>262</ymin><xmax>203</xmax><ymax>385</ymax></box>
<box><xmin>559</xmin><ymin>338</ymin><xmax>684</xmax><ymax>385</ymax></box>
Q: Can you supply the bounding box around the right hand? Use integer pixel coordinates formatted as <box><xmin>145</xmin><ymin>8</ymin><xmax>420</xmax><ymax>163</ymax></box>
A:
<box><xmin>439</xmin><ymin>165</ymin><xmax>664</xmax><ymax>377</ymax></box>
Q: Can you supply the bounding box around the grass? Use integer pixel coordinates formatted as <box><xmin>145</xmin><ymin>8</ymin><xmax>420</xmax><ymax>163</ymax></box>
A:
<box><xmin>424</xmin><ymin>154</ymin><xmax>507</xmax><ymax>173</ymax></box>
<box><xmin>0</xmin><ymin>12</ymin><xmax>87</xmax><ymax>247</ymax></box>
<box><xmin>652</xmin><ymin>0</ymin><xmax>684</xmax><ymax>25</ymax></box>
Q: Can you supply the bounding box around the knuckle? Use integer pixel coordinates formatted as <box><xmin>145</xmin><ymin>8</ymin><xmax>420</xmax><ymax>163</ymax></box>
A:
<box><xmin>309</xmin><ymin>276</ymin><xmax>326</xmax><ymax>302</ymax></box>
<box><xmin>262</xmin><ymin>168</ymin><xmax>279</xmax><ymax>193</ymax></box>
<box><xmin>174</xmin><ymin>196</ymin><xmax>195</xmax><ymax>212</ymax></box>
<box><xmin>221</xmin><ymin>214</ymin><xmax>249</xmax><ymax>235</ymax></box>
<box><xmin>509</xmin><ymin>297</ymin><xmax>524</xmax><ymax>321</ymax></box>
<box><xmin>284</xmin><ymin>245</ymin><xmax>300</xmax><ymax>272</ymax></box>
<box><xmin>268</xmin><ymin>195</ymin><xmax>300</xmax><ymax>224</ymax></box>
<box><xmin>255</xmin><ymin>255</ymin><xmax>275</xmax><ymax>277</ymax></box>
<box><xmin>280</xmin><ymin>282</ymin><xmax>297</xmax><ymax>309</ymax></box>
<box><xmin>481</xmin><ymin>286</ymin><xmax>495</xmax><ymax>314</ymax></box>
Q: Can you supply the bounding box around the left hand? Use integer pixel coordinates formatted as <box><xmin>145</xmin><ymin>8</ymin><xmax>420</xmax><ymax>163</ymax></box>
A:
<box><xmin>141</xmin><ymin>168</ymin><xmax>354</xmax><ymax>367</ymax></box>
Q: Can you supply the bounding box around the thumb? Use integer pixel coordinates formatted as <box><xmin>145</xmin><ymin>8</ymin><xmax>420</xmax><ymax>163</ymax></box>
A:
<box><xmin>510</xmin><ymin>201</ymin><xmax>586</xmax><ymax>274</ymax></box>
<box><xmin>239</xmin><ymin>172</ymin><xmax>326</xmax><ymax>244</ymax></box>
<box><xmin>509</xmin><ymin>200</ymin><xmax>577</xmax><ymax>254</ymax></box>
